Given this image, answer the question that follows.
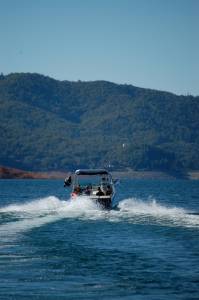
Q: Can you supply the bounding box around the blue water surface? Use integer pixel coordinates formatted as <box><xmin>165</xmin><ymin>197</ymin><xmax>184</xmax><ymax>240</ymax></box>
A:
<box><xmin>0</xmin><ymin>179</ymin><xmax>199</xmax><ymax>300</ymax></box>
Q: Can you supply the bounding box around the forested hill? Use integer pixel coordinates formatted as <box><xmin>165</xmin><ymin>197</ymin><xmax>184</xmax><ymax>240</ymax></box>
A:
<box><xmin>0</xmin><ymin>72</ymin><xmax>199</xmax><ymax>172</ymax></box>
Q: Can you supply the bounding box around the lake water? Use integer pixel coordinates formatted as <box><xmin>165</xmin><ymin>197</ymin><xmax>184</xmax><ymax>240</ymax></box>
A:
<box><xmin>0</xmin><ymin>179</ymin><xmax>199</xmax><ymax>299</ymax></box>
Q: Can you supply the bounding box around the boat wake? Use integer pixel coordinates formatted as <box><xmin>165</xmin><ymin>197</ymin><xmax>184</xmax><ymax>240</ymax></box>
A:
<box><xmin>115</xmin><ymin>198</ymin><xmax>199</xmax><ymax>228</ymax></box>
<box><xmin>0</xmin><ymin>196</ymin><xmax>198</xmax><ymax>240</ymax></box>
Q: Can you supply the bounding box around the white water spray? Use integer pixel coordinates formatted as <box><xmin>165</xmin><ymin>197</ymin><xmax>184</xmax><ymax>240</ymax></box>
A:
<box><xmin>0</xmin><ymin>196</ymin><xmax>198</xmax><ymax>240</ymax></box>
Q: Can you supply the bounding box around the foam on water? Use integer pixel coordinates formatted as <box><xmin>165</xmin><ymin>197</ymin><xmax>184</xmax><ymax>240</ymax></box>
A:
<box><xmin>111</xmin><ymin>198</ymin><xmax>199</xmax><ymax>228</ymax></box>
<box><xmin>0</xmin><ymin>196</ymin><xmax>104</xmax><ymax>240</ymax></box>
<box><xmin>0</xmin><ymin>196</ymin><xmax>199</xmax><ymax>240</ymax></box>
<box><xmin>0</xmin><ymin>196</ymin><xmax>65</xmax><ymax>215</ymax></box>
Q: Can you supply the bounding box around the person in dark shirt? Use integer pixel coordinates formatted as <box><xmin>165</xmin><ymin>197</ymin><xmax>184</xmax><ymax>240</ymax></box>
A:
<box><xmin>84</xmin><ymin>185</ymin><xmax>91</xmax><ymax>195</ymax></box>
<box><xmin>106</xmin><ymin>185</ymin><xmax>112</xmax><ymax>195</ymax></box>
<box><xmin>96</xmin><ymin>187</ymin><xmax>104</xmax><ymax>196</ymax></box>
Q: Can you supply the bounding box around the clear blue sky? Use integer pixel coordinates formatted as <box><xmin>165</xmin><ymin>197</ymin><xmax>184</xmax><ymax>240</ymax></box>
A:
<box><xmin>0</xmin><ymin>0</ymin><xmax>198</xmax><ymax>95</ymax></box>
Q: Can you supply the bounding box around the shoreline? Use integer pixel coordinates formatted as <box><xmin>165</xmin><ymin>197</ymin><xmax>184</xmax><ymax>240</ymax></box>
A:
<box><xmin>113</xmin><ymin>170</ymin><xmax>199</xmax><ymax>180</ymax></box>
<box><xmin>1</xmin><ymin>166</ymin><xmax>199</xmax><ymax>180</ymax></box>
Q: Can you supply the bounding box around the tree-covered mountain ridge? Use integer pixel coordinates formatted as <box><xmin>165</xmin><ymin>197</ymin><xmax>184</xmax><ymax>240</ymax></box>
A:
<box><xmin>0</xmin><ymin>72</ymin><xmax>199</xmax><ymax>172</ymax></box>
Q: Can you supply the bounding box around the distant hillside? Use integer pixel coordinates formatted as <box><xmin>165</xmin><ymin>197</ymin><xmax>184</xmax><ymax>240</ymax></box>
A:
<box><xmin>0</xmin><ymin>73</ymin><xmax>199</xmax><ymax>172</ymax></box>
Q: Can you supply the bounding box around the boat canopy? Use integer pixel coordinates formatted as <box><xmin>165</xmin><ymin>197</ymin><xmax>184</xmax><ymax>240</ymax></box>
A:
<box><xmin>75</xmin><ymin>169</ymin><xmax>109</xmax><ymax>176</ymax></box>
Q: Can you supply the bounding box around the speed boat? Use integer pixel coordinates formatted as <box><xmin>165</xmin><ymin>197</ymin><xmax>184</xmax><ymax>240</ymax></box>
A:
<box><xmin>64</xmin><ymin>169</ymin><xmax>116</xmax><ymax>209</ymax></box>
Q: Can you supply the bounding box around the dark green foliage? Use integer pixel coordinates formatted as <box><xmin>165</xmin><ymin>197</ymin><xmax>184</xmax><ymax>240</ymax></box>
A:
<box><xmin>0</xmin><ymin>73</ymin><xmax>198</xmax><ymax>171</ymax></box>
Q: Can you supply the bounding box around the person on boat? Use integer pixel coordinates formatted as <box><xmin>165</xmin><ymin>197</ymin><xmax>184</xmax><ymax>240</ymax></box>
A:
<box><xmin>73</xmin><ymin>184</ymin><xmax>82</xmax><ymax>195</ymax></box>
<box><xmin>96</xmin><ymin>187</ymin><xmax>104</xmax><ymax>196</ymax></box>
<box><xmin>84</xmin><ymin>185</ymin><xmax>91</xmax><ymax>195</ymax></box>
<box><xmin>106</xmin><ymin>185</ymin><xmax>112</xmax><ymax>196</ymax></box>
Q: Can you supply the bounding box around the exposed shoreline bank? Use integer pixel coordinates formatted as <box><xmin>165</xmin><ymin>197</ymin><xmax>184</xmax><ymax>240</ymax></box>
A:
<box><xmin>1</xmin><ymin>166</ymin><xmax>199</xmax><ymax>180</ymax></box>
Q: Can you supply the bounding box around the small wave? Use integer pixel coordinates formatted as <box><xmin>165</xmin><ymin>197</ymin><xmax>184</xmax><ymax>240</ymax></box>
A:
<box><xmin>0</xmin><ymin>195</ymin><xmax>101</xmax><ymax>220</ymax></box>
<box><xmin>0</xmin><ymin>196</ymin><xmax>102</xmax><ymax>239</ymax></box>
<box><xmin>0</xmin><ymin>196</ymin><xmax>65</xmax><ymax>214</ymax></box>
<box><xmin>111</xmin><ymin>198</ymin><xmax>199</xmax><ymax>228</ymax></box>
<box><xmin>118</xmin><ymin>198</ymin><xmax>186</xmax><ymax>216</ymax></box>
